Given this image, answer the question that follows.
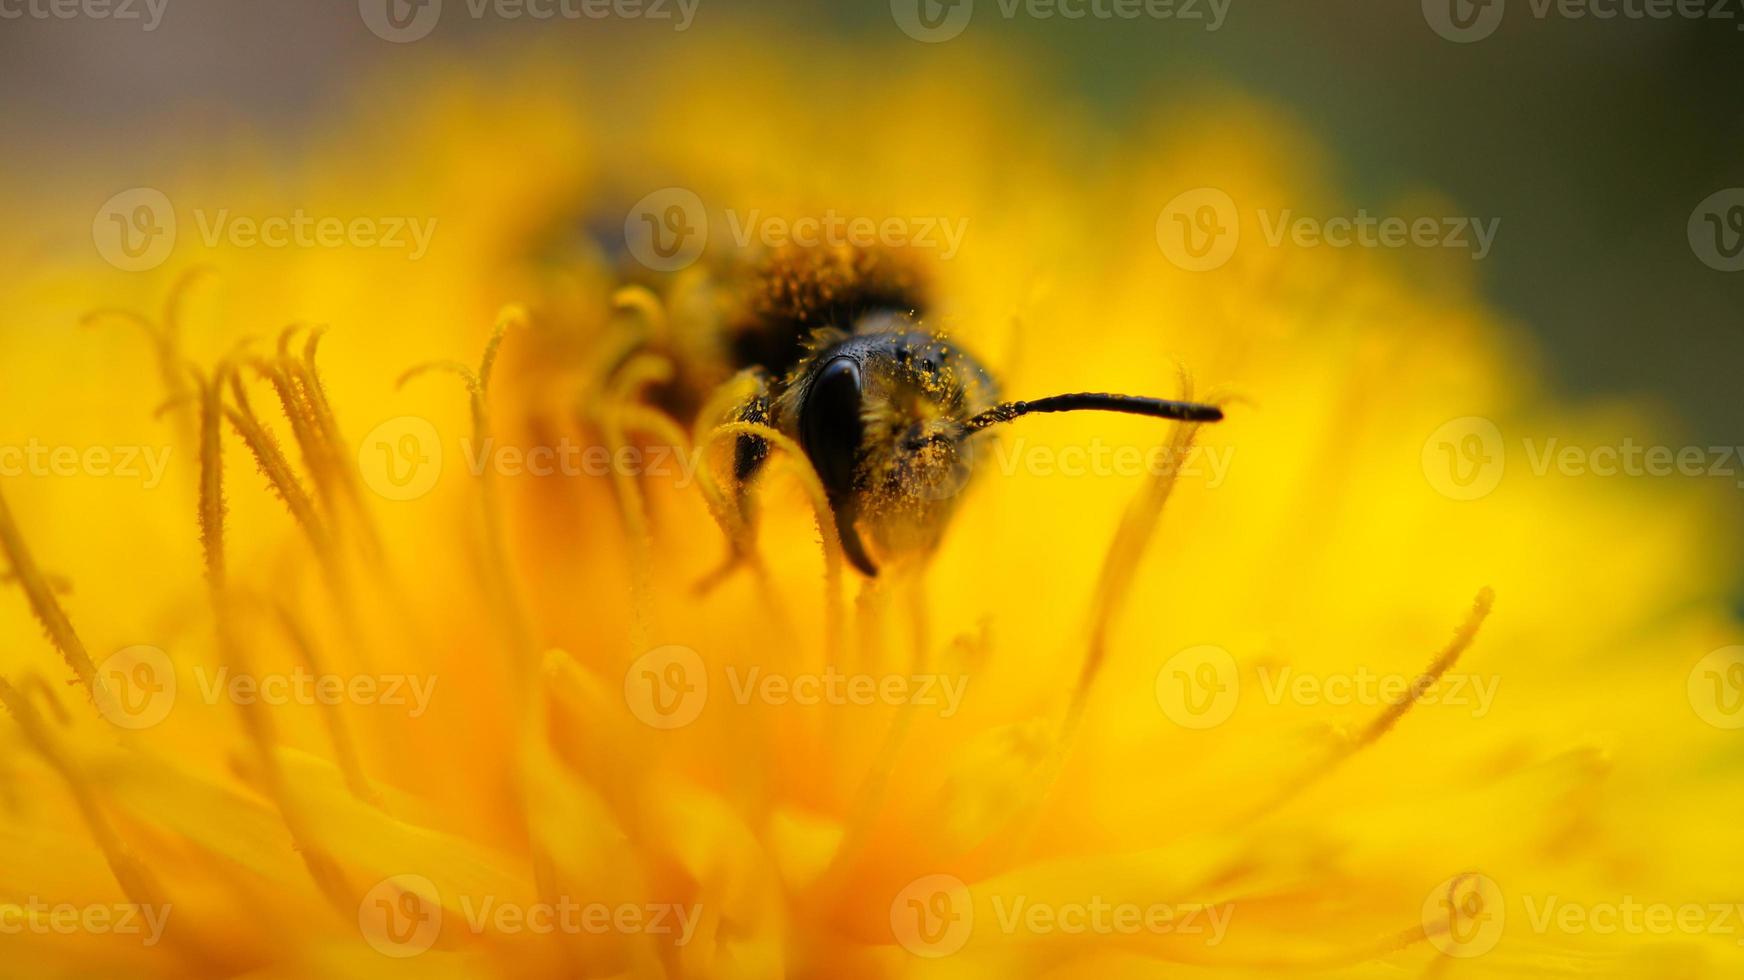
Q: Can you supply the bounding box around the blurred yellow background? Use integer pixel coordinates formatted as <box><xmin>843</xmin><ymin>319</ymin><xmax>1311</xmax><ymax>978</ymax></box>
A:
<box><xmin>0</xmin><ymin>5</ymin><xmax>1741</xmax><ymax>978</ymax></box>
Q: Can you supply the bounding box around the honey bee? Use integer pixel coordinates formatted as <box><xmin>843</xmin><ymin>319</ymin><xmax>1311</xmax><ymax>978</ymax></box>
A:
<box><xmin>607</xmin><ymin>243</ymin><xmax>1222</xmax><ymax>577</ymax></box>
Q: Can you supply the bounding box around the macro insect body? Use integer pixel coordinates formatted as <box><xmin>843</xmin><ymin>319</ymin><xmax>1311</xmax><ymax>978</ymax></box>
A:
<box><xmin>619</xmin><ymin>244</ymin><xmax>1223</xmax><ymax>577</ymax></box>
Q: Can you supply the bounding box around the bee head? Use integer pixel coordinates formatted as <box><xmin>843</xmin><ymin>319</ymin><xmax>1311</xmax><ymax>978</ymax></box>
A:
<box><xmin>784</xmin><ymin>318</ymin><xmax>1224</xmax><ymax>577</ymax></box>
<box><xmin>786</xmin><ymin>324</ymin><xmax>995</xmax><ymax>577</ymax></box>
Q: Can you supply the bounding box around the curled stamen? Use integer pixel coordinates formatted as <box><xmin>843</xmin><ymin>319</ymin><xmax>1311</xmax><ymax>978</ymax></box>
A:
<box><xmin>688</xmin><ymin>372</ymin><xmax>766</xmax><ymax>560</ymax></box>
<box><xmin>700</xmin><ymin>421</ymin><xmax>845</xmax><ymax>653</ymax></box>
<box><xmin>82</xmin><ymin>278</ymin><xmax>208</xmax><ymax>455</ymax></box>
<box><xmin>398</xmin><ymin>360</ymin><xmax>480</xmax><ymax>396</ymax></box>
<box><xmin>401</xmin><ymin>315</ymin><xmax>537</xmax><ymax>675</ymax></box>
<box><xmin>161</xmin><ymin>265</ymin><xmax>216</xmax><ymax>343</ymax></box>
<box><xmin>291</xmin><ymin>329</ymin><xmax>384</xmax><ymax>560</ymax></box>
<box><xmin>479</xmin><ymin>305</ymin><xmax>529</xmax><ymax>396</ymax></box>
<box><xmin>611</xmin><ymin>284</ymin><xmax>669</xmax><ymax>343</ymax></box>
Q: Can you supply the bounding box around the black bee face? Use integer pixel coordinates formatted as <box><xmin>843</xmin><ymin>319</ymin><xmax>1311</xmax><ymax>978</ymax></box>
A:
<box><xmin>782</xmin><ymin>320</ymin><xmax>999</xmax><ymax>576</ymax></box>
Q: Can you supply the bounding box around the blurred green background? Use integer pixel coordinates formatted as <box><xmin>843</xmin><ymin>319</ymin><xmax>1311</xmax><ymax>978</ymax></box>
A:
<box><xmin>4</xmin><ymin>0</ymin><xmax>1740</xmax><ymax>447</ymax></box>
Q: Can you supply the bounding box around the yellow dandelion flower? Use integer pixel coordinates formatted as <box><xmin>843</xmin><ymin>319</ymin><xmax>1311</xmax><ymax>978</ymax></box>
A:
<box><xmin>1</xmin><ymin>38</ymin><xmax>1740</xmax><ymax>980</ymax></box>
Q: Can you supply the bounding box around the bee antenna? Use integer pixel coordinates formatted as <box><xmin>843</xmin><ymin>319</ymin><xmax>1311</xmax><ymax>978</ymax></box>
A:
<box><xmin>962</xmin><ymin>392</ymin><xmax>1223</xmax><ymax>432</ymax></box>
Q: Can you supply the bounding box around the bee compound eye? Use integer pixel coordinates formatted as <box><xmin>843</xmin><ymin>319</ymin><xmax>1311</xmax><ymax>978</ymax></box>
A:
<box><xmin>799</xmin><ymin>357</ymin><xmax>865</xmax><ymax>504</ymax></box>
